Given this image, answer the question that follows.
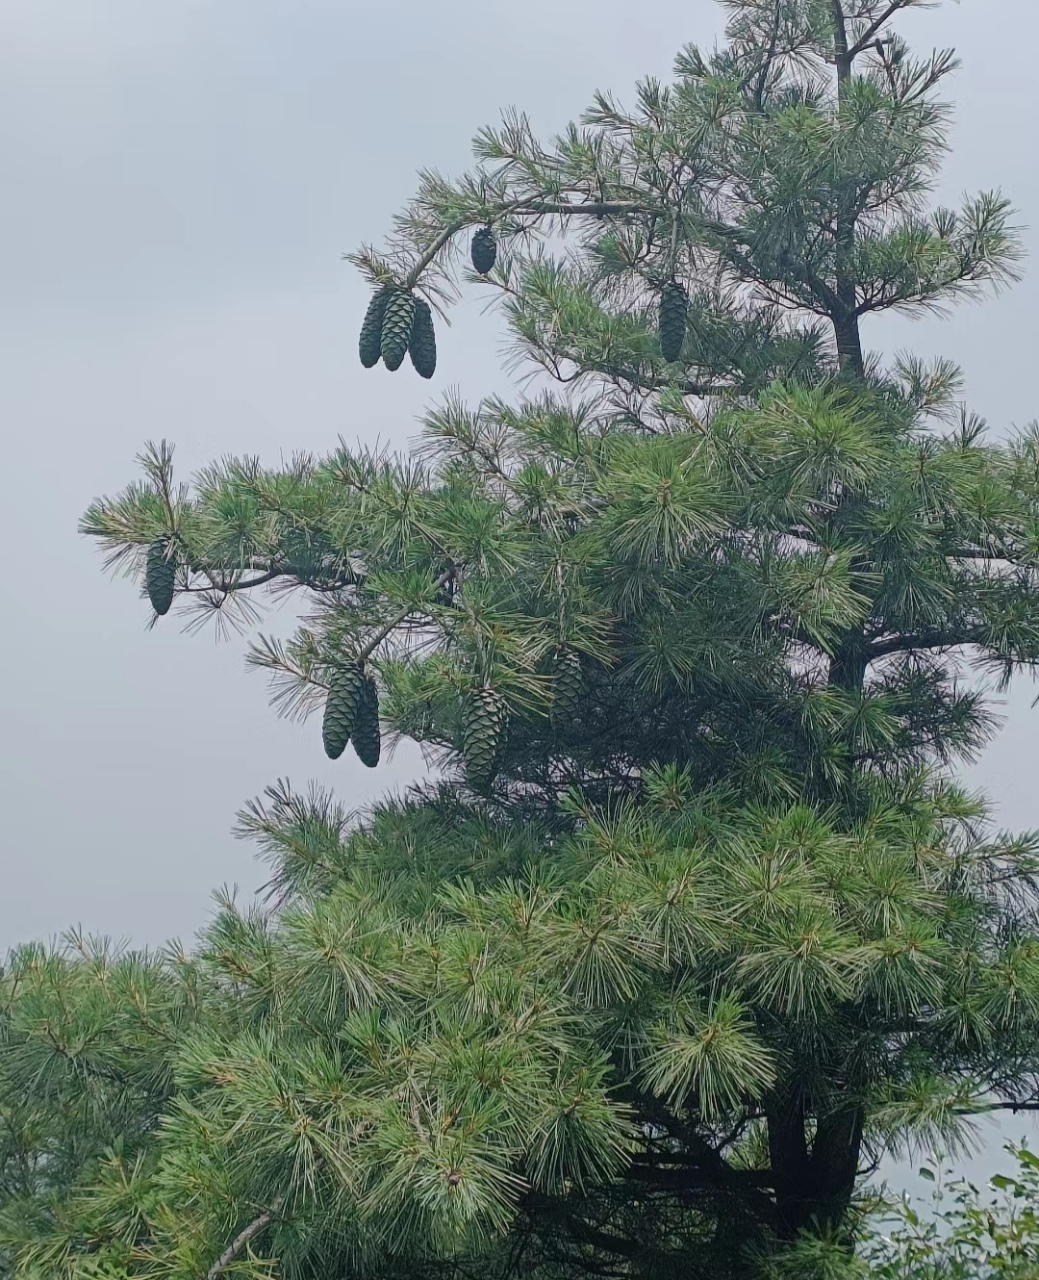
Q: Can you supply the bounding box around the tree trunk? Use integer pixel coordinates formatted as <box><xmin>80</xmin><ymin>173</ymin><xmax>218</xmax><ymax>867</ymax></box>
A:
<box><xmin>768</xmin><ymin>1092</ymin><xmax>865</xmax><ymax>1241</ymax></box>
<box><xmin>828</xmin><ymin>631</ymin><xmax>869</xmax><ymax>693</ymax></box>
<box><xmin>767</xmin><ymin>1091</ymin><xmax>811</xmax><ymax>1240</ymax></box>
<box><xmin>828</xmin><ymin>1</ymin><xmax>866</xmax><ymax>381</ymax></box>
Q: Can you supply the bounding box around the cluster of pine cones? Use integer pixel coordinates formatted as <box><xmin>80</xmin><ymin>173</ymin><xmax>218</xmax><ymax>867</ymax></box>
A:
<box><xmin>356</xmin><ymin>226</ymin><xmax>499</xmax><ymax>382</ymax></box>
<box><xmin>358</xmin><ymin>288</ymin><xmax>437</xmax><ymax>379</ymax></box>
<box><xmin>320</xmin><ymin>644</ymin><xmax>584</xmax><ymax>794</ymax></box>
<box><xmin>321</xmin><ymin>663</ymin><xmax>381</xmax><ymax>768</ymax></box>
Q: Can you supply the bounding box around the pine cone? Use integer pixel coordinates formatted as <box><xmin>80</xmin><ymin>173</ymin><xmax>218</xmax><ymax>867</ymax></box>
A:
<box><xmin>380</xmin><ymin>291</ymin><xmax>416</xmax><ymax>372</ymax></box>
<box><xmin>351</xmin><ymin>675</ymin><xmax>381</xmax><ymax>768</ymax></box>
<box><xmin>322</xmin><ymin>664</ymin><xmax>366</xmax><ymax>760</ymax></box>
<box><xmin>408</xmin><ymin>297</ymin><xmax>437</xmax><ymax>380</ymax></box>
<box><xmin>462</xmin><ymin>686</ymin><xmax>508</xmax><ymax>793</ymax></box>
<box><xmin>145</xmin><ymin>539</ymin><xmax>177</xmax><ymax>616</ymax></box>
<box><xmin>550</xmin><ymin>647</ymin><xmax>584</xmax><ymax>732</ymax></box>
<box><xmin>470</xmin><ymin>226</ymin><xmax>497</xmax><ymax>275</ymax></box>
<box><xmin>359</xmin><ymin>286</ymin><xmax>392</xmax><ymax>368</ymax></box>
<box><xmin>658</xmin><ymin>281</ymin><xmax>689</xmax><ymax>363</ymax></box>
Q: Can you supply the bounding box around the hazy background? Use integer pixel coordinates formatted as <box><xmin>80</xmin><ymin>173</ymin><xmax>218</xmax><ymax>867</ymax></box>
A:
<box><xmin>2</xmin><ymin>0</ymin><xmax>1036</xmax><ymax>1184</ymax></box>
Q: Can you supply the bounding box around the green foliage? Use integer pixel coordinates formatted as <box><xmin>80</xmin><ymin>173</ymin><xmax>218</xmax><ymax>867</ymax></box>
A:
<box><xmin>864</xmin><ymin>1148</ymin><xmax>1039</xmax><ymax>1279</ymax></box>
<box><xmin>766</xmin><ymin>1146</ymin><xmax>1039</xmax><ymax>1279</ymax></box>
<box><xmin>32</xmin><ymin>1</ymin><xmax>1039</xmax><ymax>1277</ymax></box>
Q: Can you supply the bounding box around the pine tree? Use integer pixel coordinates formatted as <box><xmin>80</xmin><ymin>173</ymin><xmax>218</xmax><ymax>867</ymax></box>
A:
<box><xmin>12</xmin><ymin>3</ymin><xmax>1039</xmax><ymax>1278</ymax></box>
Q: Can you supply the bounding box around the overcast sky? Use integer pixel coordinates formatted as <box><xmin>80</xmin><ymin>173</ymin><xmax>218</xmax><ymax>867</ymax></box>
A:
<box><xmin>2</xmin><ymin>0</ymin><xmax>1038</xmax><ymax>1181</ymax></box>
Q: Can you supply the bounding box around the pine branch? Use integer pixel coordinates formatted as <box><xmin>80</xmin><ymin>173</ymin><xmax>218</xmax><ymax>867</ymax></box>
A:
<box><xmin>181</xmin><ymin>570</ymin><xmax>285</xmax><ymax>596</ymax></box>
<box><xmin>403</xmin><ymin>199</ymin><xmax>669</xmax><ymax>290</ymax></box>
<box><xmin>869</xmin><ymin>630</ymin><xmax>970</xmax><ymax>659</ymax></box>
<box><xmin>205</xmin><ymin>1200</ymin><xmax>283</xmax><ymax>1280</ymax></box>
<box><xmin>849</xmin><ymin>1</ymin><xmax>913</xmax><ymax>59</ymax></box>
<box><xmin>357</xmin><ymin>565</ymin><xmax>457</xmax><ymax>663</ymax></box>
<box><xmin>955</xmin><ymin>1101</ymin><xmax>1039</xmax><ymax>1115</ymax></box>
<box><xmin>522</xmin><ymin>1198</ymin><xmax>645</xmax><ymax>1262</ymax></box>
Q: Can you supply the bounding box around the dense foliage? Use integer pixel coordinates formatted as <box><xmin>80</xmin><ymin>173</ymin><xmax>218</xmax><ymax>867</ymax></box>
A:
<box><xmin>4</xmin><ymin>1</ymin><xmax>1039</xmax><ymax>1277</ymax></box>
<box><xmin>866</xmin><ymin>1147</ymin><xmax>1039</xmax><ymax>1279</ymax></box>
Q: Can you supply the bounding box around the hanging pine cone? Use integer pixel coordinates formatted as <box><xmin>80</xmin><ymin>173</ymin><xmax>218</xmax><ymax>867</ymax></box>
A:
<box><xmin>462</xmin><ymin>686</ymin><xmax>508</xmax><ymax>793</ymax></box>
<box><xmin>658</xmin><ymin>281</ymin><xmax>689</xmax><ymax>363</ymax></box>
<box><xmin>351</xmin><ymin>675</ymin><xmax>381</xmax><ymax>768</ymax></box>
<box><xmin>359</xmin><ymin>286</ymin><xmax>392</xmax><ymax>368</ymax></box>
<box><xmin>380</xmin><ymin>290</ymin><xmax>416</xmax><ymax>372</ymax></box>
<box><xmin>550</xmin><ymin>647</ymin><xmax>584</xmax><ymax>732</ymax></box>
<box><xmin>322</xmin><ymin>663</ymin><xmax>366</xmax><ymax>760</ymax></box>
<box><xmin>145</xmin><ymin>539</ymin><xmax>177</xmax><ymax>616</ymax></box>
<box><xmin>470</xmin><ymin>226</ymin><xmax>497</xmax><ymax>275</ymax></box>
<box><xmin>408</xmin><ymin>297</ymin><xmax>437</xmax><ymax>380</ymax></box>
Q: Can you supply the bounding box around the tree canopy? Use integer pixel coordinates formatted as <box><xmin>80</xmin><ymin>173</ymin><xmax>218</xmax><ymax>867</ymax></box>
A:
<box><xmin>4</xmin><ymin>2</ymin><xmax>1039</xmax><ymax>1277</ymax></box>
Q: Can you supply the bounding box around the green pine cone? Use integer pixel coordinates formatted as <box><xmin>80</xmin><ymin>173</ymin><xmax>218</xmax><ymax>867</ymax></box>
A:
<box><xmin>658</xmin><ymin>281</ymin><xmax>689</xmax><ymax>363</ymax></box>
<box><xmin>322</xmin><ymin>664</ymin><xmax>366</xmax><ymax>760</ymax></box>
<box><xmin>359</xmin><ymin>286</ymin><xmax>392</xmax><ymax>368</ymax></box>
<box><xmin>550</xmin><ymin>647</ymin><xmax>584</xmax><ymax>732</ymax></box>
<box><xmin>462</xmin><ymin>686</ymin><xmax>508</xmax><ymax>793</ymax></box>
<box><xmin>380</xmin><ymin>291</ymin><xmax>416</xmax><ymax>372</ymax></box>
<box><xmin>408</xmin><ymin>298</ymin><xmax>437</xmax><ymax>380</ymax></box>
<box><xmin>351</xmin><ymin>675</ymin><xmax>381</xmax><ymax>768</ymax></box>
<box><xmin>145</xmin><ymin>539</ymin><xmax>177</xmax><ymax>616</ymax></box>
<box><xmin>470</xmin><ymin>226</ymin><xmax>497</xmax><ymax>275</ymax></box>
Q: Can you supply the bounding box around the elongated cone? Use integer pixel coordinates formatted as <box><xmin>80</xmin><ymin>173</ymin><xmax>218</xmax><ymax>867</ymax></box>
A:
<box><xmin>359</xmin><ymin>287</ymin><xmax>392</xmax><ymax>368</ymax></box>
<box><xmin>351</xmin><ymin>675</ymin><xmax>381</xmax><ymax>768</ymax></box>
<box><xmin>551</xmin><ymin>647</ymin><xmax>584</xmax><ymax>732</ymax></box>
<box><xmin>145</xmin><ymin>539</ymin><xmax>176</xmax><ymax>616</ymax></box>
<box><xmin>380</xmin><ymin>291</ymin><xmax>416</xmax><ymax>372</ymax></box>
<box><xmin>408</xmin><ymin>298</ymin><xmax>437</xmax><ymax>380</ymax></box>
<box><xmin>322</xmin><ymin>664</ymin><xmax>366</xmax><ymax>760</ymax></box>
<box><xmin>658</xmin><ymin>280</ymin><xmax>689</xmax><ymax>363</ymax></box>
<box><xmin>470</xmin><ymin>226</ymin><xmax>497</xmax><ymax>275</ymax></box>
<box><xmin>462</xmin><ymin>686</ymin><xmax>508</xmax><ymax>793</ymax></box>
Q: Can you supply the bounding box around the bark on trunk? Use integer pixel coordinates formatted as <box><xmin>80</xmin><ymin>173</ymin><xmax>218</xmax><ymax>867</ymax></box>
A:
<box><xmin>768</xmin><ymin>1095</ymin><xmax>865</xmax><ymax>1240</ymax></box>
<box><xmin>829</xmin><ymin>1</ymin><xmax>866</xmax><ymax>381</ymax></box>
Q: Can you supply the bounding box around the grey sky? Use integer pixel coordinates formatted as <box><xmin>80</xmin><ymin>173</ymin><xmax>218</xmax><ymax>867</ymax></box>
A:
<box><xmin>2</xmin><ymin>0</ymin><xmax>1037</xmax><ymax>1184</ymax></box>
